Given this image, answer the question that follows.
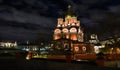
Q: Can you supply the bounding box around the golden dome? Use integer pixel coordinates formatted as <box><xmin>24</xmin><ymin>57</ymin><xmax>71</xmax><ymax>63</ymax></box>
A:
<box><xmin>65</xmin><ymin>14</ymin><xmax>72</xmax><ymax>18</ymax></box>
<box><xmin>65</xmin><ymin>5</ymin><xmax>72</xmax><ymax>18</ymax></box>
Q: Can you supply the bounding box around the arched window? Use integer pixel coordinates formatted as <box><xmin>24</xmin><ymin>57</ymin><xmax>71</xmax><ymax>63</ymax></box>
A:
<box><xmin>62</xmin><ymin>28</ymin><xmax>69</xmax><ymax>33</ymax></box>
<box><xmin>70</xmin><ymin>28</ymin><xmax>77</xmax><ymax>33</ymax></box>
<box><xmin>54</xmin><ymin>29</ymin><xmax>61</xmax><ymax>34</ymax></box>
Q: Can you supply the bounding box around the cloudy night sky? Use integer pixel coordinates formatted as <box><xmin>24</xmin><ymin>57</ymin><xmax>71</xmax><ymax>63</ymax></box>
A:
<box><xmin>0</xmin><ymin>0</ymin><xmax>120</xmax><ymax>42</ymax></box>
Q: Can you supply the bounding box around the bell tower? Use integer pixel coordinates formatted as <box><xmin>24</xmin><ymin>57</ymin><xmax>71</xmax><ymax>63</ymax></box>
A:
<box><xmin>51</xmin><ymin>5</ymin><xmax>95</xmax><ymax>55</ymax></box>
<box><xmin>53</xmin><ymin>5</ymin><xmax>84</xmax><ymax>42</ymax></box>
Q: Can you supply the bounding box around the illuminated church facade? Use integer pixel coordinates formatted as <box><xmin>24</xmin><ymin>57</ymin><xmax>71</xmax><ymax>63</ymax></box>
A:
<box><xmin>54</xmin><ymin>16</ymin><xmax>84</xmax><ymax>42</ymax></box>
<box><xmin>51</xmin><ymin>6</ymin><xmax>95</xmax><ymax>54</ymax></box>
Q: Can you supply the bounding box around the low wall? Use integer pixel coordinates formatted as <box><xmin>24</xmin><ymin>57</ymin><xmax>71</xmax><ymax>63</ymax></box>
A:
<box><xmin>104</xmin><ymin>60</ymin><xmax>120</xmax><ymax>68</ymax></box>
<box><xmin>47</xmin><ymin>54</ymin><xmax>97</xmax><ymax>60</ymax></box>
<box><xmin>74</xmin><ymin>54</ymin><xmax>97</xmax><ymax>60</ymax></box>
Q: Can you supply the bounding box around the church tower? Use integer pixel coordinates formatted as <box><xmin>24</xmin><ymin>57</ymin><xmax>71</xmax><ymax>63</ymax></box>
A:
<box><xmin>51</xmin><ymin>5</ymin><xmax>95</xmax><ymax>55</ymax></box>
<box><xmin>54</xmin><ymin>5</ymin><xmax>84</xmax><ymax>42</ymax></box>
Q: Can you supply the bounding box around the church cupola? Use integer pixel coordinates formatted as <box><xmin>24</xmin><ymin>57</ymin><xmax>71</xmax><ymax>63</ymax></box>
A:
<box><xmin>53</xmin><ymin>5</ymin><xmax>84</xmax><ymax>41</ymax></box>
<box><xmin>57</xmin><ymin>18</ymin><xmax>63</xmax><ymax>27</ymax></box>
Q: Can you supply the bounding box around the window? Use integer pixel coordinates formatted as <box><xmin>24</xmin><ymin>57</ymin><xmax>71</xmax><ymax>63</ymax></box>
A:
<box><xmin>70</xmin><ymin>28</ymin><xmax>77</xmax><ymax>33</ymax></box>
<box><xmin>62</xmin><ymin>28</ymin><xmax>68</xmax><ymax>33</ymax></box>
<box><xmin>54</xmin><ymin>29</ymin><xmax>61</xmax><ymax>34</ymax></box>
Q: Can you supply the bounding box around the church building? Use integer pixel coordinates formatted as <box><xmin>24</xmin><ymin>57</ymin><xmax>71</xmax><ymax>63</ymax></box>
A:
<box><xmin>51</xmin><ymin>6</ymin><xmax>94</xmax><ymax>55</ymax></box>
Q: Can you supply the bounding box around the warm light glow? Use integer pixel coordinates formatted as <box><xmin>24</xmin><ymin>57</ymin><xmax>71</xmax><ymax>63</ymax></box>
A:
<box><xmin>94</xmin><ymin>46</ymin><xmax>102</xmax><ymax>53</ymax></box>
<box><xmin>82</xmin><ymin>46</ymin><xmax>86</xmax><ymax>51</ymax></box>
<box><xmin>33</xmin><ymin>55</ymin><xmax>47</xmax><ymax>58</ymax></box>
<box><xmin>54</xmin><ymin>29</ymin><xmax>61</xmax><ymax>34</ymax></box>
<box><xmin>71</xmin><ymin>23</ymin><xmax>75</xmax><ymax>26</ymax></box>
<box><xmin>73</xmin><ymin>17</ymin><xmax>77</xmax><ymax>23</ymax></box>
<box><xmin>66</xmin><ymin>34</ymin><xmax>69</xmax><ymax>39</ymax></box>
<box><xmin>62</xmin><ymin>24</ymin><xmax>65</xmax><ymax>27</ymax></box>
<box><xmin>62</xmin><ymin>28</ymin><xmax>69</xmax><ymax>33</ymax></box>
<box><xmin>58</xmin><ymin>18</ymin><xmax>63</xmax><ymax>25</ymax></box>
<box><xmin>117</xmin><ymin>48</ymin><xmax>120</xmax><ymax>54</ymax></box>
<box><xmin>68</xmin><ymin>18</ymin><xmax>72</xmax><ymax>24</ymax></box>
<box><xmin>68</xmin><ymin>5</ymin><xmax>71</xmax><ymax>9</ymax></box>
<box><xmin>26</xmin><ymin>55</ymin><xmax>30</xmax><ymax>60</ymax></box>
<box><xmin>54</xmin><ymin>34</ymin><xmax>61</xmax><ymax>40</ymax></box>
<box><xmin>75</xmin><ymin>47</ymin><xmax>79</xmax><ymax>52</ymax></box>
<box><xmin>66</xmin><ymin>15</ymin><xmax>71</xmax><ymax>18</ymax></box>
<box><xmin>57</xmin><ymin>25</ymin><xmax>61</xmax><ymax>27</ymax></box>
<box><xmin>70</xmin><ymin>28</ymin><xmax>77</xmax><ymax>33</ymax></box>
<box><xmin>76</xmin><ymin>21</ymin><xmax>80</xmax><ymax>26</ymax></box>
<box><xmin>0</xmin><ymin>42</ymin><xmax>17</xmax><ymax>48</ymax></box>
<box><xmin>70</xmin><ymin>34</ymin><xmax>77</xmax><ymax>40</ymax></box>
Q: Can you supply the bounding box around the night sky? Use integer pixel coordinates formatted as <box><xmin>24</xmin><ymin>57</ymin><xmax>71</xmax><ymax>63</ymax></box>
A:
<box><xmin>0</xmin><ymin>0</ymin><xmax>120</xmax><ymax>42</ymax></box>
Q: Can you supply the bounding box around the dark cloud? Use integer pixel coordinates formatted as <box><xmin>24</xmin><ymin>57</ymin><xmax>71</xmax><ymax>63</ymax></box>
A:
<box><xmin>0</xmin><ymin>9</ymin><xmax>55</xmax><ymax>26</ymax></box>
<box><xmin>0</xmin><ymin>0</ymin><xmax>120</xmax><ymax>42</ymax></box>
<box><xmin>108</xmin><ymin>5</ymin><xmax>120</xmax><ymax>13</ymax></box>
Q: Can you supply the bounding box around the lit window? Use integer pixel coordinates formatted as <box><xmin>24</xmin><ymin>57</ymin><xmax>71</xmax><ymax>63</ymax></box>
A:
<box><xmin>54</xmin><ymin>29</ymin><xmax>61</xmax><ymax>34</ymax></box>
<box><xmin>70</xmin><ymin>28</ymin><xmax>77</xmax><ymax>33</ymax></box>
<box><xmin>62</xmin><ymin>28</ymin><xmax>69</xmax><ymax>33</ymax></box>
<box><xmin>71</xmin><ymin>23</ymin><xmax>75</xmax><ymax>26</ymax></box>
<box><xmin>75</xmin><ymin>47</ymin><xmax>79</xmax><ymax>52</ymax></box>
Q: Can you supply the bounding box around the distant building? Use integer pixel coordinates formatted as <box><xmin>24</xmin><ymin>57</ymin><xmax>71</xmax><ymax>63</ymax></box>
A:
<box><xmin>88</xmin><ymin>34</ymin><xmax>103</xmax><ymax>53</ymax></box>
<box><xmin>89</xmin><ymin>34</ymin><xmax>99</xmax><ymax>44</ymax></box>
<box><xmin>0</xmin><ymin>41</ymin><xmax>17</xmax><ymax>48</ymax></box>
<box><xmin>100</xmin><ymin>36</ymin><xmax>120</xmax><ymax>54</ymax></box>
